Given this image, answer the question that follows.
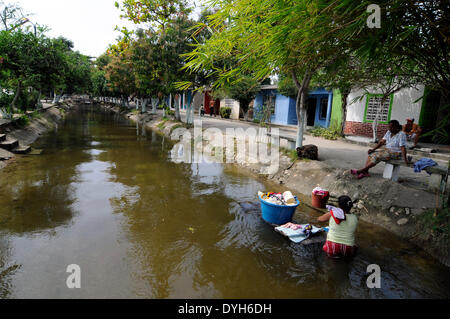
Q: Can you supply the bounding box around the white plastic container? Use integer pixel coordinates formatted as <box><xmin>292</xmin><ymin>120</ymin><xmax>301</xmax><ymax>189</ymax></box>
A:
<box><xmin>283</xmin><ymin>191</ymin><xmax>296</xmax><ymax>205</ymax></box>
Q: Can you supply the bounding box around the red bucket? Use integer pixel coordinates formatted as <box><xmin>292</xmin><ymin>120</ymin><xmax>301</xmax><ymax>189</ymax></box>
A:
<box><xmin>311</xmin><ymin>192</ymin><xmax>329</xmax><ymax>209</ymax></box>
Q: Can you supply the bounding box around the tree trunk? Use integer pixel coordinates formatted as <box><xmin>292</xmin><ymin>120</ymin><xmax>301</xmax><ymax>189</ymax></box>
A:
<box><xmin>37</xmin><ymin>90</ymin><xmax>42</xmax><ymax>109</ymax></box>
<box><xmin>372</xmin><ymin>114</ymin><xmax>379</xmax><ymax>143</ymax></box>
<box><xmin>142</xmin><ymin>98</ymin><xmax>148</xmax><ymax>113</ymax></box>
<box><xmin>187</xmin><ymin>91</ymin><xmax>197</xmax><ymax>125</ymax></box>
<box><xmin>151</xmin><ymin>98</ymin><xmax>158</xmax><ymax>114</ymax></box>
<box><xmin>293</xmin><ymin>70</ymin><xmax>312</xmax><ymax>149</ymax></box>
<box><xmin>11</xmin><ymin>81</ymin><xmax>22</xmax><ymax>112</ymax></box>
<box><xmin>340</xmin><ymin>89</ymin><xmax>350</xmax><ymax>137</ymax></box>
<box><xmin>434</xmin><ymin>90</ymin><xmax>449</xmax><ymax>143</ymax></box>
<box><xmin>175</xmin><ymin>94</ymin><xmax>181</xmax><ymax>121</ymax></box>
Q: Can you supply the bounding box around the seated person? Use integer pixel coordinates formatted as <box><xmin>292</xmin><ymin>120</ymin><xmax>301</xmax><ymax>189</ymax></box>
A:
<box><xmin>403</xmin><ymin>118</ymin><xmax>422</xmax><ymax>150</ymax></box>
<box><xmin>351</xmin><ymin>120</ymin><xmax>410</xmax><ymax>179</ymax></box>
<box><xmin>317</xmin><ymin>196</ymin><xmax>358</xmax><ymax>258</ymax></box>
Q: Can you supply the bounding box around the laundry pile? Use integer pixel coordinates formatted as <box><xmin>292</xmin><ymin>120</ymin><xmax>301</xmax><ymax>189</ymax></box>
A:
<box><xmin>258</xmin><ymin>191</ymin><xmax>297</xmax><ymax>206</ymax></box>
<box><xmin>275</xmin><ymin>222</ymin><xmax>327</xmax><ymax>244</ymax></box>
<box><xmin>312</xmin><ymin>187</ymin><xmax>329</xmax><ymax>197</ymax></box>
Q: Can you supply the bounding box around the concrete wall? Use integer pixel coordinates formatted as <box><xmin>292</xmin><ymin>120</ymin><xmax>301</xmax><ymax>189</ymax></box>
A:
<box><xmin>347</xmin><ymin>85</ymin><xmax>425</xmax><ymax>124</ymax></box>
<box><xmin>221</xmin><ymin>99</ymin><xmax>240</xmax><ymax>120</ymax></box>
<box><xmin>330</xmin><ymin>89</ymin><xmax>343</xmax><ymax>130</ymax></box>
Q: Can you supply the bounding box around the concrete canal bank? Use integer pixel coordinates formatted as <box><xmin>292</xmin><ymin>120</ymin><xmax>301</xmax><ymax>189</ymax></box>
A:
<box><xmin>0</xmin><ymin>102</ymin><xmax>75</xmax><ymax>170</ymax></box>
<box><xmin>99</xmin><ymin>102</ymin><xmax>450</xmax><ymax>267</ymax></box>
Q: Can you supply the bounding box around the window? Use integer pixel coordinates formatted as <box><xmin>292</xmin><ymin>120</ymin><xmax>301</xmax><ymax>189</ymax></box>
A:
<box><xmin>364</xmin><ymin>94</ymin><xmax>393</xmax><ymax>124</ymax></box>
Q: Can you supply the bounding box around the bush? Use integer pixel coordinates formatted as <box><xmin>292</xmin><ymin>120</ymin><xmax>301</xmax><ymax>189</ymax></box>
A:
<box><xmin>220</xmin><ymin>107</ymin><xmax>232</xmax><ymax>119</ymax></box>
<box><xmin>16</xmin><ymin>115</ymin><xmax>30</xmax><ymax>127</ymax></box>
<box><xmin>309</xmin><ymin>126</ymin><xmax>340</xmax><ymax>140</ymax></box>
<box><xmin>0</xmin><ymin>93</ymin><xmax>13</xmax><ymax>109</ymax></box>
<box><xmin>164</xmin><ymin>107</ymin><xmax>175</xmax><ymax>116</ymax></box>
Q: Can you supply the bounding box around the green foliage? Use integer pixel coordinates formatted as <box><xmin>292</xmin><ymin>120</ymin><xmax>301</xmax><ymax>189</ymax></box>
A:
<box><xmin>16</xmin><ymin>114</ymin><xmax>30</xmax><ymax>127</ymax></box>
<box><xmin>219</xmin><ymin>107</ymin><xmax>232</xmax><ymax>119</ymax></box>
<box><xmin>281</xmin><ymin>148</ymin><xmax>298</xmax><ymax>162</ymax></box>
<box><xmin>419</xmin><ymin>206</ymin><xmax>450</xmax><ymax>239</ymax></box>
<box><xmin>164</xmin><ymin>106</ymin><xmax>175</xmax><ymax>116</ymax></box>
<box><xmin>309</xmin><ymin>126</ymin><xmax>340</xmax><ymax>140</ymax></box>
<box><xmin>116</xmin><ymin>0</ymin><xmax>192</xmax><ymax>29</ymax></box>
<box><xmin>422</xmin><ymin>111</ymin><xmax>450</xmax><ymax>145</ymax></box>
<box><xmin>30</xmin><ymin>111</ymin><xmax>41</xmax><ymax>119</ymax></box>
<box><xmin>0</xmin><ymin>92</ymin><xmax>13</xmax><ymax>109</ymax></box>
<box><xmin>157</xmin><ymin>118</ymin><xmax>169</xmax><ymax>130</ymax></box>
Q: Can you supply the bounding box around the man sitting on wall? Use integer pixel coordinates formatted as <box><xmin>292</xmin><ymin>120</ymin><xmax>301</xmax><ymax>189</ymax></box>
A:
<box><xmin>351</xmin><ymin>120</ymin><xmax>410</xmax><ymax>179</ymax></box>
<box><xmin>403</xmin><ymin>118</ymin><xmax>422</xmax><ymax>150</ymax></box>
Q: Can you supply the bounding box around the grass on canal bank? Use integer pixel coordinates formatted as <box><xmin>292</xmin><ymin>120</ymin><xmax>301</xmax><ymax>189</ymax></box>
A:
<box><xmin>419</xmin><ymin>205</ymin><xmax>450</xmax><ymax>239</ymax></box>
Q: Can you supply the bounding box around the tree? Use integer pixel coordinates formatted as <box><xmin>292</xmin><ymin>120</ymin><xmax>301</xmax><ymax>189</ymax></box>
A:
<box><xmin>112</xmin><ymin>1</ymin><xmax>212</xmax><ymax>122</ymax></box>
<box><xmin>105</xmin><ymin>48</ymin><xmax>135</xmax><ymax>107</ymax></box>
<box><xmin>0</xmin><ymin>1</ymin><xmax>26</xmax><ymax>31</ymax></box>
<box><xmin>182</xmin><ymin>1</ymin><xmax>346</xmax><ymax>148</ymax></box>
<box><xmin>115</xmin><ymin>0</ymin><xmax>192</xmax><ymax>31</ymax></box>
<box><xmin>0</xmin><ymin>2</ymin><xmax>94</xmax><ymax>112</ymax></box>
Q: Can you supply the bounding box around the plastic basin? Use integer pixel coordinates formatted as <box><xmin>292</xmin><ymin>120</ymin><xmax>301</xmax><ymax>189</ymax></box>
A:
<box><xmin>259</xmin><ymin>196</ymin><xmax>300</xmax><ymax>225</ymax></box>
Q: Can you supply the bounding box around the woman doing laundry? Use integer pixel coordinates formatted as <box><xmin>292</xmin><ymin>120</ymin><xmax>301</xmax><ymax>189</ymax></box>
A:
<box><xmin>317</xmin><ymin>196</ymin><xmax>358</xmax><ymax>258</ymax></box>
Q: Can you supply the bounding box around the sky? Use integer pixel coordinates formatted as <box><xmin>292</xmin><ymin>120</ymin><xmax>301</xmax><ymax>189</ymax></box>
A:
<box><xmin>13</xmin><ymin>0</ymin><xmax>205</xmax><ymax>58</ymax></box>
<box><xmin>14</xmin><ymin>0</ymin><xmax>138</xmax><ymax>57</ymax></box>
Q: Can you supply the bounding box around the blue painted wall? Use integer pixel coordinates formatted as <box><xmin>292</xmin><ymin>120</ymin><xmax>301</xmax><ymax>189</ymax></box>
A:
<box><xmin>253</xmin><ymin>89</ymin><xmax>278</xmax><ymax>121</ymax></box>
<box><xmin>254</xmin><ymin>88</ymin><xmax>333</xmax><ymax>127</ymax></box>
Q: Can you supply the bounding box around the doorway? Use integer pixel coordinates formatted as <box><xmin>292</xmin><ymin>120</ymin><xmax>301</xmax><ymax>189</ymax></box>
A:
<box><xmin>307</xmin><ymin>97</ymin><xmax>317</xmax><ymax>127</ymax></box>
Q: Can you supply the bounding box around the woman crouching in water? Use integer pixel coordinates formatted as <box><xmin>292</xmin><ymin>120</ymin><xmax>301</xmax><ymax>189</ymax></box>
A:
<box><xmin>317</xmin><ymin>196</ymin><xmax>358</xmax><ymax>258</ymax></box>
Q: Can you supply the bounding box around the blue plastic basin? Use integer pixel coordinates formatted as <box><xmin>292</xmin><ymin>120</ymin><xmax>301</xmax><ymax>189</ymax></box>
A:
<box><xmin>259</xmin><ymin>195</ymin><xmax>300</xmax><ymax>225</ymax></box>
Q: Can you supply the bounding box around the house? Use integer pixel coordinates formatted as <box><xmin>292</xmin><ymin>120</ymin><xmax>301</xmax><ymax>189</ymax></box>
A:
<box><xmin>341</xmin><ymin>85</ymin><xmax>428</xmax><ymax>141</ymax></box>
<box><xmin>253</xmin><ymin>85</ymin><xmax>336</xmax><ymax>128</ymax></box>
<box><xmin>191</xmin><ymin>83</ymin><xmax>436</xmax><ymax>146</ymax></box>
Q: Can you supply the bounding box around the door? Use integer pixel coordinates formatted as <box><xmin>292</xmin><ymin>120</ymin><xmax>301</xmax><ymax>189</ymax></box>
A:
<box><xmin>307</xmin><ymin>98</ymin><xmax>317</xmax><ymax>126</ymax></box>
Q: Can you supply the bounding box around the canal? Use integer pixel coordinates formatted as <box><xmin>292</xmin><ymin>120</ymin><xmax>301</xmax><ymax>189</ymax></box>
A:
<box><xmin>0</xmin><ymin>105</ymin><xmax>449</xmax><ymax>298</ymax></box>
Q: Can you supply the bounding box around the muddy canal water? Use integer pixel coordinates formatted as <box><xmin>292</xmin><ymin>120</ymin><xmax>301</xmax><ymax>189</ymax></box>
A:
<box><xmin>0</xmin><ymin>105</ymin><xmax>449</xmax><ymax>298</ymax></box>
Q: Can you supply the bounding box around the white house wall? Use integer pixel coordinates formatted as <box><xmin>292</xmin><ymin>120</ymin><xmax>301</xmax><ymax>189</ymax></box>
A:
<box><xmin>346</xmin><ymin>85</ymin><xmax>425</xmax><ymax>124</ymax></box>
<box><xmin>221</xmin><ymin>99</ymin><xmax>240</xmax><ymax>120</ymax></box>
